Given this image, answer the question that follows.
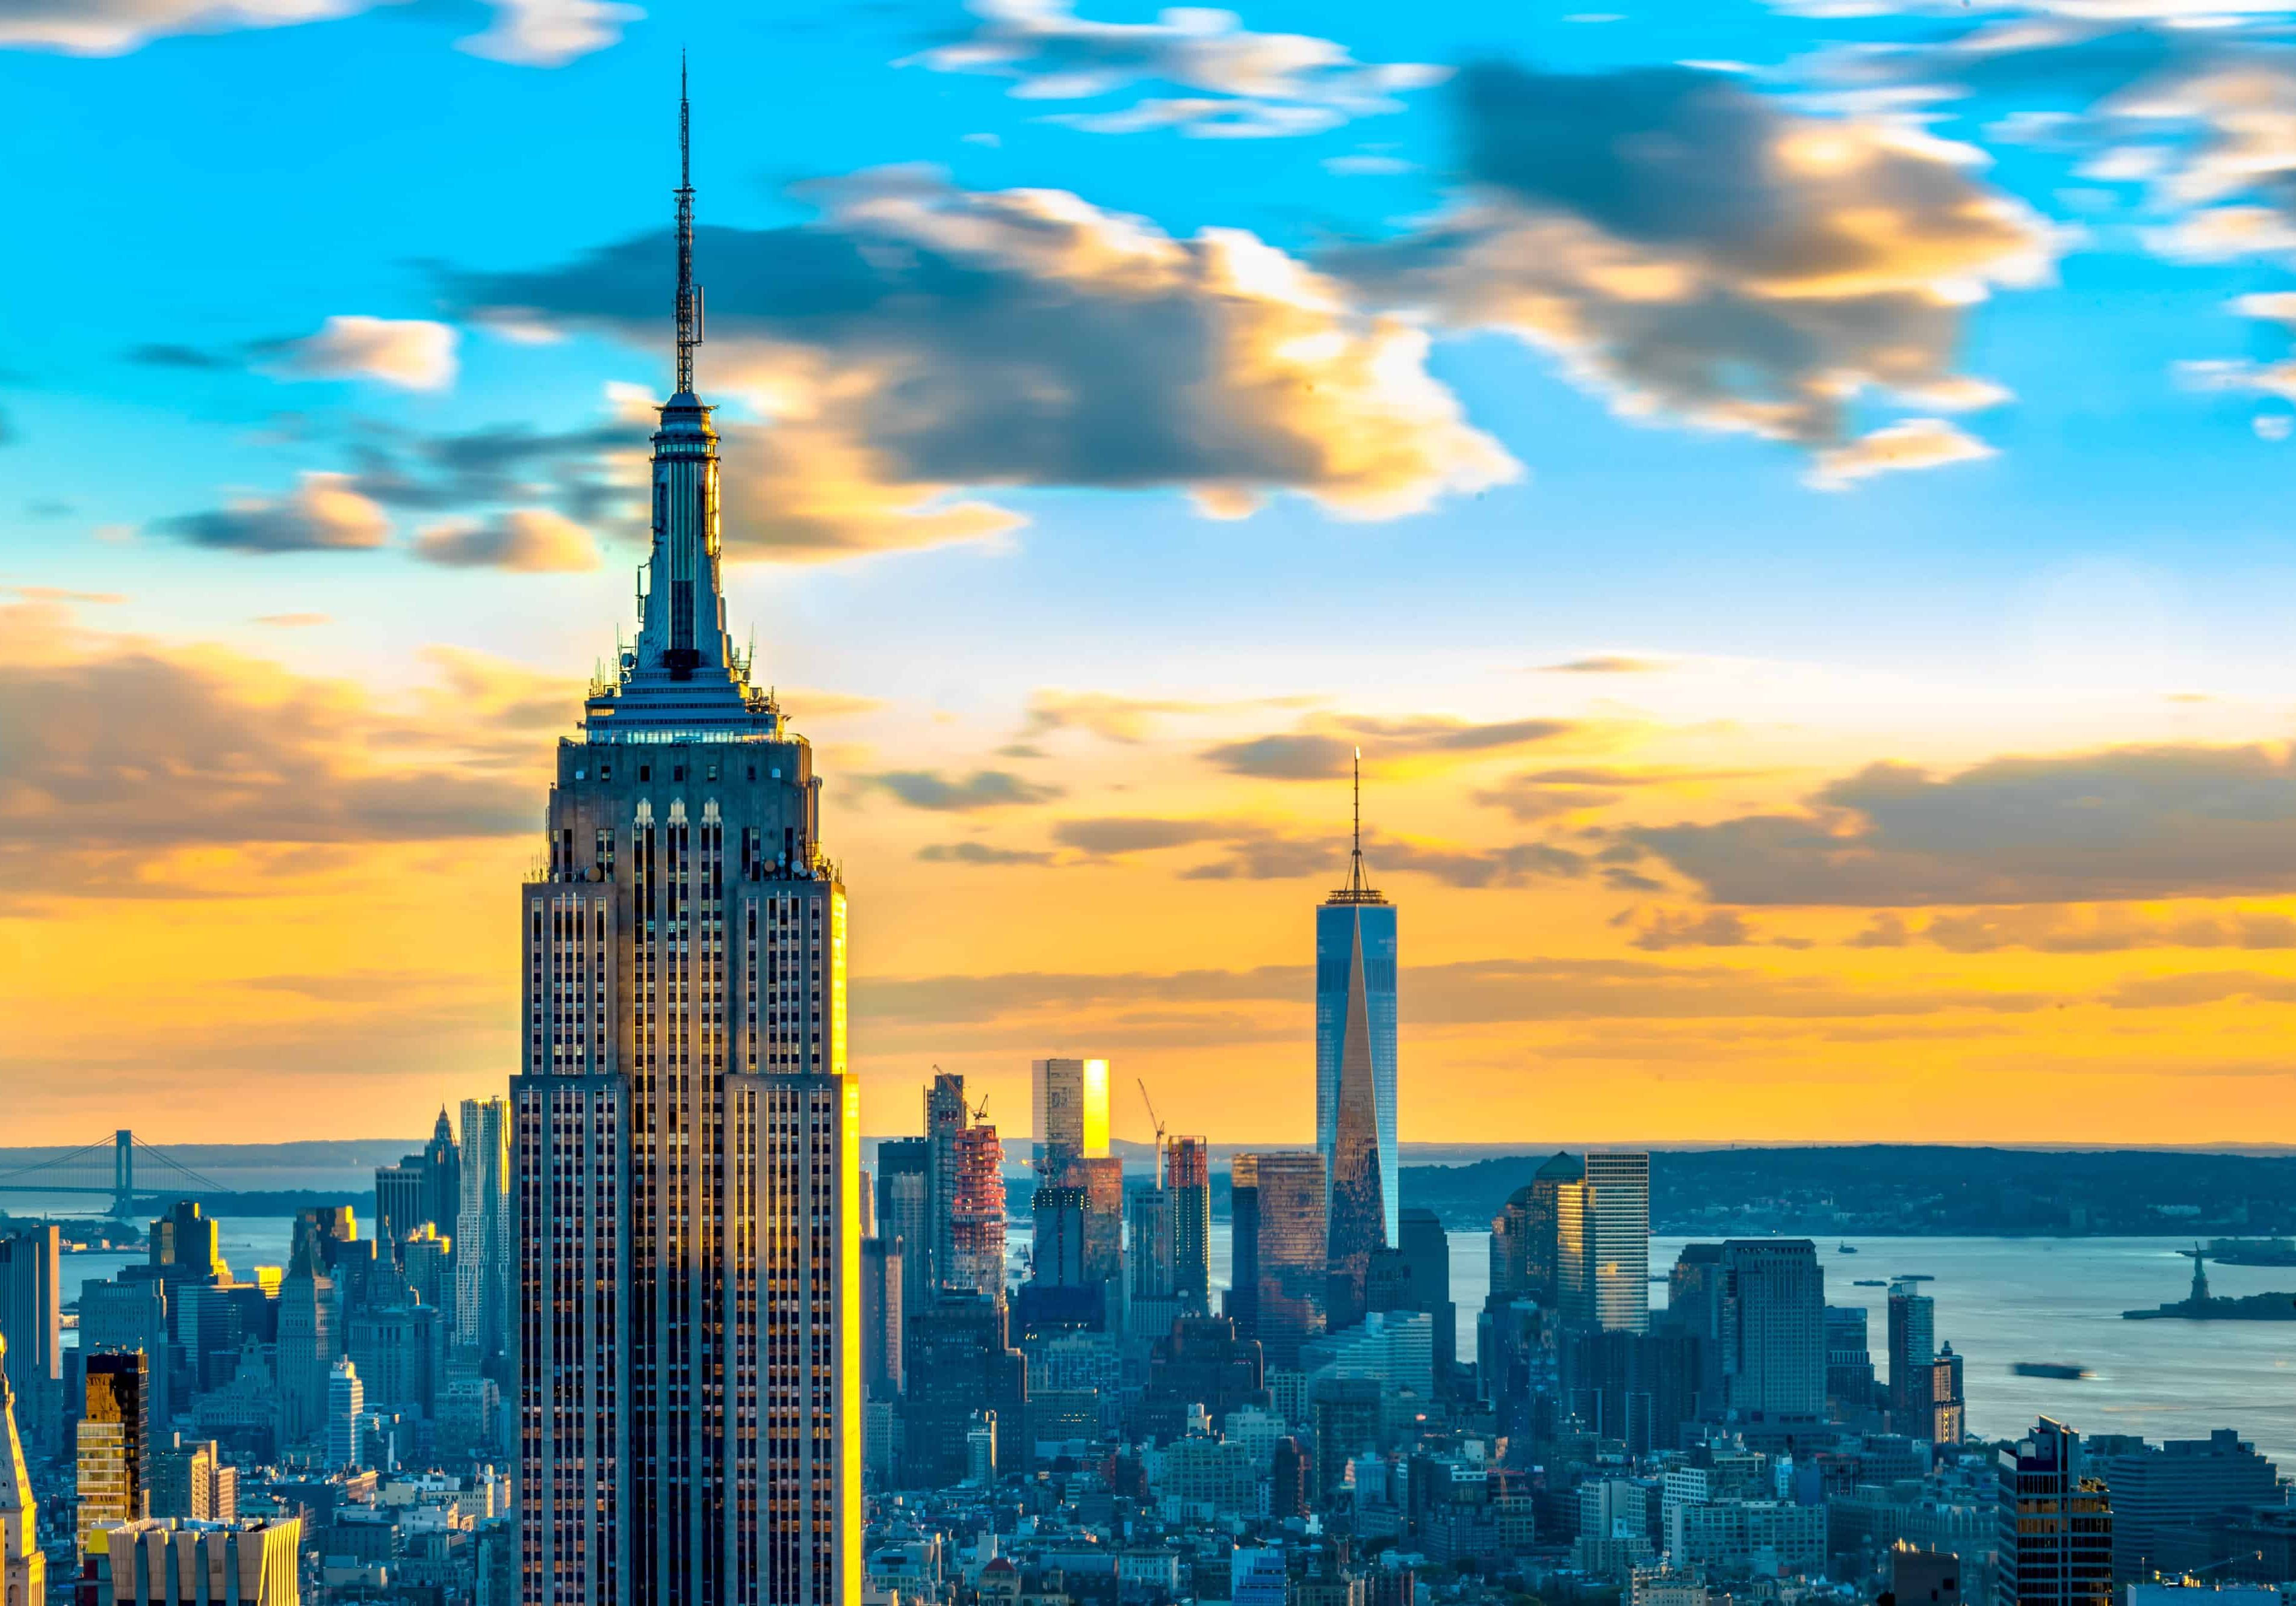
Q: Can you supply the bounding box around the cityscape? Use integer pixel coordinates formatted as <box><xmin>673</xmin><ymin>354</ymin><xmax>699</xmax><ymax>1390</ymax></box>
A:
<box><xmin>8</xmin><ymin>2</ymin><xmax>2296</xmax><ymax>1606</ymax></box>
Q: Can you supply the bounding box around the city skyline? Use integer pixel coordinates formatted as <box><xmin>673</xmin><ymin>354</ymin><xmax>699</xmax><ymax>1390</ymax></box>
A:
<box><xmin>11</xmin><ymin>1</ymin><xmax>2296</xmax><ymax>1150</ymax></box>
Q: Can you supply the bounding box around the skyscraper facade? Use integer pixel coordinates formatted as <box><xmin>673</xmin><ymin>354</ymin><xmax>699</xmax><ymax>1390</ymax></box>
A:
<box><xmin>78</xmin><ymin>1351</ymin><xmax>148</xmax><ymax>1558</ymax></box>
<box><xmin>1316</xmin><ymin>764</ymin><xmax>1397</xmax><ymax>1330</ymax></box>
<box><xmin>456</xmin><ymin>1096</ymin><xmax>513</xmax><ymax>1372</ymax></box>
<box><xmin>513</xmin><ymin>81</ymin><xmax>858</xmax><ymax>1606</ymax></box>
<box><xmin>1995</xmin><ymin>1418</ymin><xmax>2112</xmax><ymax>1606</ymax></box>
<box><xmin>1889</xmin><ymin>1277</ymin><xmax>1939</xmax><ymax>1431</ymax></box>
<box><xmin>925</xmin><ymin>1073</ymin><xmax>971</xmax><ymax>1294</ymax></box>
<box><xmin>944</xmin><ymin>1124</ymin><xmax>1008</xmax><ymax>1300</ymax></box>
<box><xmin>1233</xmin><ymin>1153</ymin><xmax>1328</xmax><ymax>1369</ymax></box>
<box><xmin>1717</xmin><ymin>1239</ymin><xmax>1825</xmax><ymax>1418</ymax></box>
<box><xmin>874</xmin><ymin>1139</ymin><xmax>931</xmax><ymax>1317</ymax></box>
<box><xmin>1562</xmin><ymin>1153</ymin><xmax>1650</xmax><ymax>1333</ymax></box>
<box><xmin>326</xmin><ymin>1359</ymin><xmax>364</xmax><ymax>1470</ymax></box>
<box><xmin>1490</xmin><ymin>1152</ymin><xmax>1580</xmax><ymax>1307</ymax></box>
<box><xmin>1030</xmin><ymin>1058</ymin><xmax>1109</xmax><ymax>1169</ymax></box>
<box><xmin>1168</xmin><ymin>1137</ymin><xmax>1212</xmax><ymax>1315</ymax></box>
<box><xmin>0</xmin><ymin>1230</ymin><xmax>59</xmax><ymax>1457</ymax></box>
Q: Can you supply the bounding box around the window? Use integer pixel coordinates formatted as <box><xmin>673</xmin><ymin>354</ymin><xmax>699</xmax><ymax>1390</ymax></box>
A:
<box><xmin>639</xmin><ymin>766</ymin><xmax>650</xmax><ymax>783</ymax></box>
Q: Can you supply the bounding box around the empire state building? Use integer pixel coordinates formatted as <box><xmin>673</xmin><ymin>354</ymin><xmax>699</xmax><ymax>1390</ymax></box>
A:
<box><xmin>514</xmin><ymin>76</ymin><xmax>859</xmax><ymax>1606</ymax></box>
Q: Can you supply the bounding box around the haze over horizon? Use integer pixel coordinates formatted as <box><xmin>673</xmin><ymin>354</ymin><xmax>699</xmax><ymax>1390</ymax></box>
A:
<box><xmin>7</xmin><ymin>0</ymin><xmax>2296</xmax><ymax>1146</ymax></box>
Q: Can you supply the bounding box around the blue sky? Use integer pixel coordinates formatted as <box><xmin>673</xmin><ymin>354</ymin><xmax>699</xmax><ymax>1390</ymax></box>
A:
<box><xmin>10</xmin><ymin>0</ymin><xmax>2296</xmax><ymax>1145</ymax></box>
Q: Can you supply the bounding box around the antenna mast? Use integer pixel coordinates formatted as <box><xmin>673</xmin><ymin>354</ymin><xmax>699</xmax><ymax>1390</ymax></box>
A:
<box><xmin>675</xmin><ymin>54</ymin><xmax>702</xmax><ymax>395</ymax></box>
<box><xmin>1331</xmin><ymin>744</ymin><xmax>1386</xmax><ymax>904</ymax></box>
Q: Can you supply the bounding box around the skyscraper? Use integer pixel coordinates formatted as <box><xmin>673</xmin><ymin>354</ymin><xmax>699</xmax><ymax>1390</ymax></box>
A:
<box><xmin>326</xmin><ymin>1359</ymin><xmax>364</xmax><ymax>1469</ymax></box>
<box><xmin>1232</xmin><ymin>1152</ymin><xmax>1328</xmax><ymax>1369</ymax></box>
<box><xmin>1716</xmin><ymin>1239</ymin><xmax>1825</xmax><ymax>1419</ymax></box>
<box><xmin>874</xmin><ymin>1139</ymin><xmax>931</xmax><ymax>1317</ymax></box>
<box><xmin>1168</xmin><ymin>1136</ymin><xmax>1211</xmax><ymax>1315</ymax></box>
<box><xmin>0</xmin><ymin>1334</ymin><xmax>46</xmax><ymax>1606</ymax></box>
<box><xmin>0</xmin><ymin>1229</ymin><xmax>59</xmax><ymax>1457</ymax></box>
<box><xmin>78</xmin><ymin>1351</ymin><xmax>148</xmax><ymax>1558</ymax></box>
<box><xmin>1890</xmin><ymin>1277</ymin><xmax>1938</xmax><ymax>1431</ymax></box>
<box><xmin>424</xmin><ymin>1105</ymin><xmax>463</xmax><ymax>1242</ymax></box>
<box><xmin>275</xmin><ymin>1239</ymin><xmax>338</xmax><ymax>1446</ymax></box>
<box><xmin>925</xmin><ymin>1073</ymin><xmax>971</xmax><ymax>1295</ymax></box>
<box><xmin>1316</xmin><ymin>757</ymin><xmax>1397</xmax><ymax>1330</ymax></box>
<box><xmin>514</xmin><ymin>75</ymin><xmax>859</xmax><ymax>1606</ymax></box>
<box><xmin>944</xmin><ymin>1123</ymin><xmax>1008</xmax><ymax>1300</ymax></box>
<box><xmin>456</xmin><ymin>1096</ymin><xmax>513</xmax><ymax>1372</ymax></box>
<box><xmin>1030</xmin><ymin>1058</ymin><xmax>1110</xmax><ymax>1169</ymax></box>
<box><xmin>1995</xmin><ymin>1418</ymin><xmax>2112</xmax><ymax>1606</ymax></box>
<box><xmin>1562</xmin><ymin>1153</ymin><xmax>1649</xmax><ymax>1333</ymax></box>
<box><xmin>1490</xmin><ymin>1152</ymin><xmax>1580</xmax><ymax>1307</ymax></box>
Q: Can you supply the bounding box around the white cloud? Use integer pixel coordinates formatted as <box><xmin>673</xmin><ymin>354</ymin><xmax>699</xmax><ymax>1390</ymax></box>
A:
<box><xmin>456</xmin><ymin>0</ymin><xmax>639</xmax><ymax>67</ymax></box>
<box><xmin>902</xmin><ymin>0</ymin><xmax>1447</xmax><ymax>138</ymax></box>
<box><xmin>1808</xmin><ymin>418</ymin><xmax>1995</xmax><ymax>487</ymax></box>
<box><xmin>272</xmin><ymin>316</ymin><xmax>459</xmax><ymax>391</ymax></box>
<box><xmin>0</xmin><ymin>0</ymin><xmax>377</xmax><ymax>54</ymax></box>
<box><xmin>0</xmin><ymin>0</ymin><xmax>634</xmax><ymax>60</ymax></box>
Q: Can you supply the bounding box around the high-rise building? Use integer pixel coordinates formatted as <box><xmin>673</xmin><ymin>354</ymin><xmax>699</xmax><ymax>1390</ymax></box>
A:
<box><xmin>513</xmin><ymin>79</ymin><xmax>858</xmax><ymax>1606</ymax></box>
<box><xmin>1889</xmin><ymin>1277</ymin><xmax>1938</xmax><ymax>1430</ymax></box>
<box><xmin>1231</xmin><ymin>1152</ymin><xmax>1327</xmax><ymax>1369</ymax></box>
<box><xmin>1825</xmin><ymin>1304</ymin><xmax>1877</xmax><ymax>1418</ymax></box>
<box><xmin>1561</xmin><ymin>1327</ymin><xmax>1699</xmax><ymax>1455</ymax></box>
<box><xmin>901</xmin><ymin>1293</ymin><xmax>1027</xmax><ymax>1489</ymax></box>
<box><xmin>874</xmin><ymin>1139</ymin><xmax>931</xmax><ymax>1318</ymax></box>
<box><xmin>926</xmin><ymin>1073</ymin><xmax>971</xmax><ymax>1295</ymax></box>
<box><xmin>1168</xmin><ymin>1137</ymin><xmax>1211</xmax><ymax>1315</ymax></box>
<box><xmin>1718</xmin><ymin>1239</ymin><xmax>1825</xmax><ymax>1419</ymax></box>
<box><xmin>1666</xmin><ymin>1241</ymin><xmax>1727</xmax><ymax>1410</ymax></box>
<box><xmin>149</xmin><ymin>1436</ymin><xmax>235</xmax><ymax>1522</ymax></box>
<box><xmin>1995</xmin><ymin>1418</ymin><xmax>2111</xmax><ymax>1606</ymax></box>
<box><xmin>945</xmin><ymin>1123</ymin><xmax>1007</xmax><ymax>1300</ymax></box>
<box><xmin>374</xmin><ymin>1162</ymin><xmax>427</xmax><ymax>1264</ymax></box>
<box><xmin>1394</xmin><ymin>1208</ymin><xmax>1457</xmax><ymax>1377</ymax></box>
<box><xmin>1317</xmin><ymin>759</ymin><xmax>1398</xmax><ymax>1329</ymax></box>
<box><xmin>1030</xmin><ymin>1058</ymin><xmax>1110</xmax><ymax>1169</ymax></box>
<box><xmin>1924</xmin><ymin>1344</ymin><xmax>1967</xmax><ymax>1446</ymax></box>
<box><xmin>150</xmin><ymin>1201</ymin><xmax>228</xmax><ymax>1288</ymax></box>
<box><xmin>2089</xmin><ymin>1429</ymin><xmax>2279</xmax><ymax>1581</ymax></box>
<box><xmin>423</xmin><ymin>1105</ymin><xmax>462</xmax><ymax>1243</ymax></box>
<box><xmin>325</xmin><ymin>1359</ymin><xmax>364</xmax><ymax>1469</ymax></box>
<box><xmin>1031</xmin><ymin>1186</ymin><xmax>1089</xmax><ymax>1291</ymax></box>
<box><xmin>1056</xmin><ymin>1154</ymin><xmax>1124</xmax><ymax>1306</ymax></box>
<box><xmin>78</xmin><ymin>1283</ymin><xmax>170</xmax><ymax>1437</ymax></box>
<box><xmin>78</xmin><ymin>1351</ymin><xmax>149</xmax><ymax>1558</ymax></box>
<box><xmin>275</xmin><ymin>1242</ymin><xmax>337</xmax><ymax>1447</ymax></box>
<box><xmin>0</xmin><ymin>1333</ymin><xmax>46</xmax><ymax>1606</ymax></box>
<box><xmin>454</xmin><ymin>1096</ymin><xmax>513</xmax><ymax>1371</ymax></box>
<box><xmin>345</xmin><ymin>1304</ymin><xmax>442</xmax><ymax>1418</ymax></box>
<box><xmin>860</xmin><ymin>1238</ymin><xmax>903</xmax><ymax>1400</ymax></box>
<box><xmin>0</xmin><ymin>1230</ymin><xmax>59</xmax><ymax>1458</ymax></box>
<box><xmin>1489</xmin><ymin>1153</ymin><xmax>1579</xmax><ymax>1307</ymax></box>
<box><xmin>1562</xmin><ymin>1153</ymin><xmax>1650</xmax><ymax>1333</ymax></box>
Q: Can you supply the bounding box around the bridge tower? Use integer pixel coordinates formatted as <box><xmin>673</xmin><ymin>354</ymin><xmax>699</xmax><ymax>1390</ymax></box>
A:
<box><xmin>111</xmin><ymin>1130</ymin><xmax>134</xmax><ymax>1220</ymax></box>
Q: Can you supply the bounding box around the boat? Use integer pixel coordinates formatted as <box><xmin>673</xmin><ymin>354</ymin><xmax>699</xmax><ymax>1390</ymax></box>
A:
<box><xmin>1852</xmin><ymin>1279</ymin><xmax>1887</xmax><ymax>1287</ymax></box>
<box><xmin>2011</xmin><ymin>1362</ymin><xmax>2090</xmax><ymax>1380</ymax></box>
<box><xmin>1837</xmin><ymin>1244</ymin><xmax>1859</xmax><ymax>1254</ymax></box>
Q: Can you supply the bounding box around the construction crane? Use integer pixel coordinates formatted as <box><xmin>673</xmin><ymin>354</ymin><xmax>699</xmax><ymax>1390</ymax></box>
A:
<box><xmin>1137</xmin><ymin>1077</ymin><xmax>1167</xmax><ymax>1186</ymax></box>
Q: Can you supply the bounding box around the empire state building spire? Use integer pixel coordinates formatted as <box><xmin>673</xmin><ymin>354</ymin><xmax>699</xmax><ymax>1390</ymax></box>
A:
<box><xmin>673</xmin><ymin>52</ymin><xmax>702</xmax><ymax>397</ymax></box>
<box><xmin>581</xmin><ymin>66</ymin><xmax>780</xmax><ymax>734</ymax></box>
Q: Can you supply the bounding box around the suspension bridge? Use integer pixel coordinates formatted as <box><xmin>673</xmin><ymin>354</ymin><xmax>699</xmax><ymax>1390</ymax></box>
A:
<box><xmin>0</xmin><ymin>1130</ymin><xmax>226</xmax><ymax>1219</ymax></box>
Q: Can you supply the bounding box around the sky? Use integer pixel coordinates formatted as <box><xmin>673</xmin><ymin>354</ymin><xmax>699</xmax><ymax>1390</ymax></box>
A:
<box><xmin>5</xmin><ymin>0</ymin><xmax>2296</xmax><ymax>1148</ymax></box>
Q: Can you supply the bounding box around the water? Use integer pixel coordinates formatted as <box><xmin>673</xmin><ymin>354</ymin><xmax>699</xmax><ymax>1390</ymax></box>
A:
<box><xmin>1033</xmin><ymin>1224</ymin><xmax>2296</xmax><ymax>1466</ymax></box>
<box><xmin>61</xmin><ymin>1218</ymin><xmax>2294</xmax><ymax>1464</ymax></box>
